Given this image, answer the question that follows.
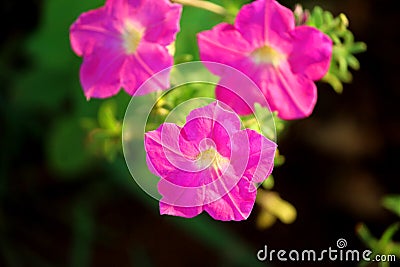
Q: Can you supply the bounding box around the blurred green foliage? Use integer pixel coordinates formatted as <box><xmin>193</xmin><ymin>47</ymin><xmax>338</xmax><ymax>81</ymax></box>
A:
<box><xmin>0</xmin><ymin>0</ymin><xmax>273</xmax><ymax>266</ymax></box>
<box><xmin>357</xmin><ymin>195</ymin><xmax>400</xmax><ymax>267</ymax></box>
<box><xmin>145</xmin><ymin>82</ymin><xmax>215</xmax><ymax>132</ymax></box>
<box><xmin>0</xmin><ymin>0</ymin><xmax>371</xmax><ymax>265</ymax></box>
<box><xmin>306</xmin><ymin>6</ymin><xmax>367</xmax><ymax>93</ymax></box>
<box><xmin>357</xmin><ymin>223</ymin><xmax>400</xmax><ymax>267</ymax></box>
<box><xmin>382</xmin><ymin>195</ymin><xmax>400</xmax><ymax>217</ymax></box>
<box><xmin>81</xmin><ymin>99</ymin><xmax>125</xmax><ymax>161</ymax></box>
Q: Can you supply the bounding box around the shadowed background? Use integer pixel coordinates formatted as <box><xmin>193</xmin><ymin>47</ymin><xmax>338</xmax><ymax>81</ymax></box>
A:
<box><xmin>0</xmin><ymin>0</ymin><xmax>399</xmax><ymax>266</ymax></box>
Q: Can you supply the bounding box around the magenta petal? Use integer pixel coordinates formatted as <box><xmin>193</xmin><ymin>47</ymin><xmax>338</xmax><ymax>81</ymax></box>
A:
<box><xmin>123</xmin><ymin>42</ymin><xmax>172</xmax><ymax>95</ymax></box>
<box><xmin>238</xmin><ymin>129</ymin><xmax>277</xmax><ymax>183</ymax></box>
<box><xmin>146</xmin><ymin>154</ymin><xmax>159</xmax><ymax>176</ymax></box>
<box><xmin>182</xmin><ymin>118</ymin><xmax>232</xmax><ymax>158</ymax></box>
<box><xmin>185</xmin><ymin>102</ymin><xmax>241</xmax><ymax>134</ymax></box>
<box><xmin>158</xmin><ymin>177</ymin><xmax>205</xmax><ymax>208</ymax></box>
<box><xmin>140</xmin><ymin>0</ymin><xmax>182</xmax><ymax>45</ymax></box>
<box><xmin>235</xmin><ymin>0</ymin><xmax>294</xmax><ymax>48</ymax></box>
<box><xmin>198</xmin><ymin>23</ymin><xmax>251</xmax><ymax>66</ymax></box>
<box><xmin>183</xmin><ymin>102</ymin><xmax>241</xmax><ymax>157</ymax></box>
<box><xmin>106</xmin><ymin>0</ymin><xmax>181</xmax><ymax>45</ymax></box>
<box><xmin>196</xmin><ymin>0</ymin><xmax>331</xmax><ymax>120</ymax></box>
<box><xmin>71</xmin><ymin>0</ymin><xmax>182</xmax><ymax>99</ymax></box>
<box><xmin>289</xmin><ymin>26</ymin><xmax>332</xmax><ymax>80</ymax></box>
<box><xmin>273</xmin><ymin>64</ymin><xmax>317</xmax><ymax>119</ymax></box>
<box><xmin>215</xmin><ymin>71</ymin><xmax>269</xmax><ymax>115</ymax></box>
<box><xmin>79</xmin><ymin>48</ymin><xmax>125</xmax><ymax>99</ymax></box>
<box><xmin>159</xmin><ymin>201</ymin><xmax>202</xmax><ymax>218</ymax></box>
<box><xmin>145</xmin><ymin>102</ymin><xmax>278</xmax><ymax>220</ymax></box>
<box><xmin>70</xmin><ymin>6</ymin><xmax>120</xmax><ymax>57</ymax></box>
<box><xmin>157</xmin><ymin>166</ymin><xmax>230</xmax><ymax>208</ymax></box>
<box><xmin>204</xmin><ymin>177</ymin><xmax>256</xmax><ymax>221</ymax></box>
<box><xmin>145</xmin><ymin>123</ymin><xmax>200</xmax><ymax>184</ymax></box>
<box><xmin>249</xmin><ymin>62</ymin><xmax>317</xmax><ymax>120</ymax></box>
<box><xmin>105</xmin><ymin>0</ymin><xmax>128</xmax><ymax>18</ymax></box>
<box><xmin>157</xmin><ymin>165</ymin><xmax>237</xmax><ymax>208</ymax></box>
<box><xmin>215</xmin><ymin>85</ymin><xmax>253</xmax><ymax>115</ymax></box>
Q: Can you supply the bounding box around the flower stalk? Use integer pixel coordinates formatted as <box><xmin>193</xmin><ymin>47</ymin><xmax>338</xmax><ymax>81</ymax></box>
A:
<box><xmin>171</xmin><ymin>0</ymin><xmax>227</xmax><ymax>16</ymax></box>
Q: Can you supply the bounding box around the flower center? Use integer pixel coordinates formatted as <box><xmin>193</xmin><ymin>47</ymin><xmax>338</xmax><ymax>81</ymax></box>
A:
<box><xmin>251</xmin><ymin>45</ymin><xmax>285</xmax><ymax>66</ymax></box>
<box><xmin>197</xmin><ymin>148</ymin><xmax>229</xmax><ymax>171</ymax></box>
<box><xmin>122</xmin><ymin>20</ymin><xmax>144</xmax><ymax>54</ymax></box>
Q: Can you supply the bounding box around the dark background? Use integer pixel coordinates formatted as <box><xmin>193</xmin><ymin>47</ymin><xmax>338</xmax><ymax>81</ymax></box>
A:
<box><xmin>0</xmin><ymin>0</ymin><xmax>399</xmax><ymax>266</ymax></box>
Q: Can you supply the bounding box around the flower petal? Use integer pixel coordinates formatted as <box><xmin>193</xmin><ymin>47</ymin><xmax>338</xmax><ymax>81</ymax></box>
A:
<box><xmin>215</xmin><ymin>85</ymin><xmax>253</xmax><ymax>115</ymax></box>
<box><xmin>274</xmin><ymin>64</ymin><xmax>317</xmax><ymax>119</ymax></box>
<box><xmin>79</xmin><ymin>48</ymin><xmax>125</xmax><ymax>99</ymax></box>
<box><xmin>70</xmin><ymin>6</ymin><xmax>121</xmax><ymax>57</ymax></box>
<box><xmin>183</xmin><ymin>102</ymin><xmax>241</xmax><ymax>157</ymax></box>
<box><xmin>216</xmin><ymin>59</ymin><xmax>317</xmax><ymax>119</ymax></box>
<box><xmin>236</xmin><ymin>129</ymin><xmax>277</xmax><ymax>183</ymax></box>
<box><xmin>289</xmin><ymin>26</ymin><xmax>332</xmax><ymax>80</ymax></box>
<box><xmin>157</xmin><ymin>165</ymin><xmax>238</xmax><ymax>208</ymax></box>
<box><xmin>145</xmin><ymin>123</ymin><xmax>199</xmax><ymax>183</ymax></box>
<box><xmin>249</xmin><ymin>62</ymin><xmax>317</xmax><ymax>120</ymax></box>
<box><xmin>198</xmin><ymin>23</ymin><xmax>252</xmax><ymax>67</ymax></box>
<box><xmin>185</xmin><ymin>102</ymin><xmax>241</xmax><ymax>134</ymax></box>
<box><xmin>204</xmin><ymin>176</ymin><xmax>256</xmax><ymax>221</ymax></box>
<box><xmin>235</xmin><ymin>0</ymin><xmax>294</xmax><ymax>49</ymax></box>
<box><xmin>106</xmin><ymin>0</ymin><xmax>181</xmax><ymax>45</ymax></box>
<box><xmin>158</xmin><ymin>176</ymin><xmax>206</xmax><ymax>208</ymax></box>
<box><xmin>122</xmin><ymin>42</ymin><xmax>172</xmax><ymax>95</ymax></box>
<box><xmin>140</xmin><ymin>0</ymin><xmax>182</xmax><ymax>45</ymax></box>
<box><xmin>215</xmin><ymin>69</ymin><xmax>268</xmax><ymax>115</ymax></box>
<box><xmin>159</xmin><ymin>201</ymin><xmax>203</xmax><ymax>218</ymax></box>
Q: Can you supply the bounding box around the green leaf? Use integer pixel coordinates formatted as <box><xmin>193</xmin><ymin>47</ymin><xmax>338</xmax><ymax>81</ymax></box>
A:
<box><xmin>349</xmin><ymin>42</ymin><xmax>368</xmax><ymax>54</ymax></box>
<box><xmin>378</xmin><ymin>261</ymin><xmax>390</xmax><ymax>267</ymax></box>
<box><xmin>312</xmin><ymin>6</ymin><xmax>324</xmax><ymax>28</ymax></box>
<box><xmin>306</xmin><ymin>6</ymin><xmax>366</xmax><ymax>93</ymax></box>
<box><xmin>274</xmin><ymin>151</ymin><xmax>285</xmax><ymax>166</ymax></box>
<box><xmin>347</xmin><ymin>55</ymin><xmax>360</xmax><ymax>70</ymax></box>
<box><xmin>47</xmin><ymin>117</ymin><xmax>92</xmax><ymax>176</ymax></box>
<box><xmin>338</xmin><ymin>55</ymin><xmax>348</xmax><ymax>74</ymax></box>
<box><xmin>98</xmin><ymin>100</ymin><xmax>120</xmax><ymax>133</ymax></box>
<box><xmin>357</xmin><ymin>223</ymin><xmax>378</xmax><ymax>248</ymax></box>
<box><xmin>382</xmin><ymin>195</ymin><xmax>400</xmax><ymax>217</ymax></box>
<box><xmin>262</xmin><ymin>175</ymin><xmax>274</xmax><ymax>190</ymax></box>
<box><xmin>343</xmin><ymin>30</ymin><xmax>355</xmax><ymax>44</ymax></box>
<box><xmin>103</xmin><ymin>138</ymin><xmax>120</xmax><ymax>162</ymax></box>
<box><xmin>389</xmin><ymin>243</ymin><xmax>400</xmax><ymax>258</ymax></box>
<box><xmin>80</xmin><ymin>118</ymin><xmax>97</xmax><ymax>131</ymax></box>
<box><xmin>330</xmin><ymin>33</ymin><xmax>341</xmax><ymax>45</ymax></box>
<box><xmin>357</xmin><ymin>222</ymin><xmax>400</xmax><ymax>266</ymax></box>
<box><xmin>27</xmin><ymin>0</ymin><xmax>104</xmax><ymax>69</ymax></box>
<box><xmin>379</xmin><ymin>223</ymin><xmax>400</xmax><ymax>249</ymax></box>
<box><xmin>323</xmin><ymin>10</ymin><xmax>334</xmax><ymax>24</ymax></box>
<box><xmin>321</xmin><ymin>72</ymin><xmax>343</xmax><ymax>94</ymax></box>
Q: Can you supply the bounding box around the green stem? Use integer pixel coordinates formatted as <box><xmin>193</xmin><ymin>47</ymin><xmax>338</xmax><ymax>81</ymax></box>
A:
<box><xmin>171</xmin><ymin>0</ymin><xmax>227</xmax><ymax>16</ymax></box>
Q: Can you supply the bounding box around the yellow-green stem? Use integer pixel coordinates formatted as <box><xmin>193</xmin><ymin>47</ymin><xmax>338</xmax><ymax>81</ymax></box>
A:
<box><xmin>171</xmin><ymin>0</ymin><xmax>227</xmax><ymax>16</ymax></box>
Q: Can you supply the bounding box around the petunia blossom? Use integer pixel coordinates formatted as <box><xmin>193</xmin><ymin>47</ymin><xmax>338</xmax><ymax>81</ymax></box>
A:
<box><xmin>145</xmin><ymin>101</ymin><xmax>277</xmax><ymax>221</ymax></box>
<box><xmin>70</xmin><ymin>0</ymin><xmax>182</xmax><ymax>99</ymax></box>
<box><xmin>197</xmin><ymin>0</ymin><xmax>332</xmax><ymax>120</ymax></box>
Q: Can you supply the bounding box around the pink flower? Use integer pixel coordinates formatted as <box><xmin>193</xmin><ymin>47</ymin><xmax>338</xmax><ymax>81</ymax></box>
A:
<box><xmin>70</xmin><ymin>0</ymin><xmax>182</xmax><ymax>99</ymax></box>
<box><xmin>145</xmin><ymin>102</ymin><xmax>277</xmax><ymax>221</ymax></box>
<box><xmin>197</xmin><ymin>0</ymin><xmax>332</xmax><ymax>120</ymax></box>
